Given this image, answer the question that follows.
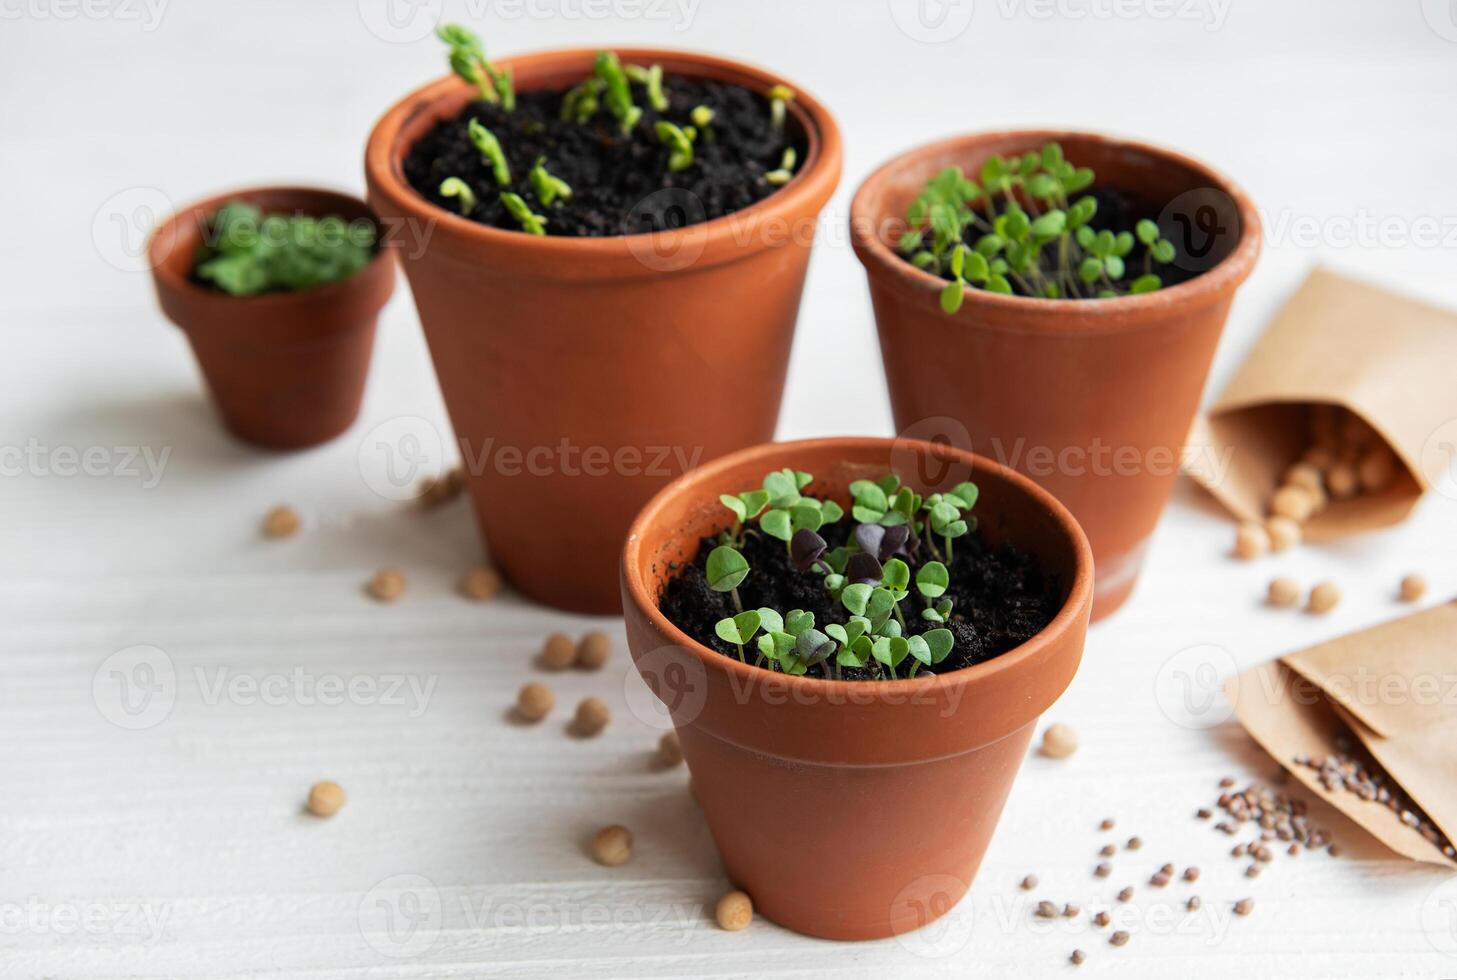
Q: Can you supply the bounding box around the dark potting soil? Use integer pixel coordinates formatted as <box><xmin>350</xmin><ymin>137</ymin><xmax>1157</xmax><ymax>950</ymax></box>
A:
<box><xmin>403</xmin><ymin>76</ymin><xmax>804</xmax><ymax>236</ymax></box>
<box><xmin>658</xmin><ymin>519</ymin><xmax>1061</xmax><ymax>681</ymax></box>
<box><xmin>915</xmin><ymin>186</ymin><xmax>1203</xmax><ymax>299</ymax></box>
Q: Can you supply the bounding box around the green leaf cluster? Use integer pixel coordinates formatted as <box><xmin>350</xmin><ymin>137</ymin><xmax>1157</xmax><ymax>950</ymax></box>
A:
<box><xmin>192</xmin><ymin>202</ymin><xmax>376</xmax><ymax>297</ymax></box>
<box><xmin>438</xmin><ymin>23</ymin><xmax>514</xmax><ymax>110</ymax></box>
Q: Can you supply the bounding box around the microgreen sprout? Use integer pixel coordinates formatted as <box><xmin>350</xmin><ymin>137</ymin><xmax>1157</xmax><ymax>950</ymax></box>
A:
<box><xmin>594</xmin><ymin>51</ymin><xmax>642</xmax><ymax>134</ymax></box>
<box><xmin>705</xmin><ymin>544</ymin><xmax>750</xmax><ymax>613</ymax></box>
<box><xmin>766</xmin><ymin>147</ymin><xmax>797</xmax><ymax>186</ymax></box>
<box><xmin>690</xmin><ymin>105</ymin><xmax>715</xmax><ymax>128</ymax></box>
<box><xmin>438</xmin><ymin>23</ymin><xmax>514</xmax><ymax>110</ymax></box>
<box><xmin>528</xmin><ymin>157</ymin><xmax>573</xmax><ymax>206</ymax></box>
<box><xmin>898</xmin><ymin>142</ymin><xmax>1181</xmax><ymax>304</ymax></box>
<box><xmin>438</xmin><ymin>177</ymin><xmax>477</xmax><ymax>215</ymax></box>
<box><xmin>625</xmin><ymin>63</ymin><xmax>669</xmax><ymax>112</ymax></box>
<box><xmin>191</xmin><ymin>202</ymin><xmax>375</xmax><ymax>297</ymax></box>
<box><xmin>655</xmin><ymin>121</ymin><xmax>697</xmax><ymax>172</ymax></box>
<box><xmin>499</xmin><ymin>192</ymin><xmax>546</xmax><ymax>235</ymax></box>
<box><xmin>768</xmin><ymin>84</ymin><xmax>795</xmax><ymax>129</ymax></box>
<box><xmin>468</xmin><ymin>118</ymin><xmax>511</xmax><ymax>186</ymax></box>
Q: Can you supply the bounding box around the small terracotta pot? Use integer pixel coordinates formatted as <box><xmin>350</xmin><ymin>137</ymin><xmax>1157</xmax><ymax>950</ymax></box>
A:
<box><xmin>851</xmin><ymin>132</ymin><xmax>1260</xmax><ymax>620</ymax></box>
<box><xmin>621</xmin><ymin>437</ymin><xmax>1093</xmax><ymax>940</ymax></box>
<box><xmin>365</xmin><ymin>49</ymin><xmax>842</xmax><ymax>614</ymax></box>
<box><xmin>149</xmin><ymin>187</ymin><xmax>395</xmax><ymax>450</ymax></box>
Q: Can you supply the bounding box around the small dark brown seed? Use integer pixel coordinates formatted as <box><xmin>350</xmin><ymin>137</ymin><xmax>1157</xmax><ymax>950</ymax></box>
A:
<box><xmin>1159</xmin><ymin>863</ymin><xmax>1175</xmax><ymax>876</ymax></box>
<box><xmin>1126</xmin><ymin>836</ymin><xmax>1142</xmax><ymax>851</ymax></box>
<box><xmin>1063</xmin><ymin>903</ymin><xmax>1080</xmax><ymax>918</ymax></box>
<box><xmin>1234</xmin><ymin>898</ymin><xmax>1254</xmax><ymax>916</ymax></box>
<box><xmin>1150</xmin><ymin>873</ymin><xmax>1170</xmax><ymax>888</ymax></box>
<box><xmin>1021</xmin><ymin>874</ymin><xmax>1038</xmax><ymax>890</ymax></box>
<box><xmin>1093</xmin><ymin>911</ymin><xmax>1111</xmax><ymax>927</ymax></box>
<box><xmin>1118</xmin><ymin>887</ymin><xmax>1134</xmax><ymax>902</ymax></box>
<box><xmin>1110</xmin><ymin>930</ymin><xmax>1130</xmax><ymax>947</ymax></box>
<box><xmin>1100</xmin><ymin>844</ymin><xmax>1116</xmax><ymax>857</ymax></box>
<box><xmin>1328</xmin><ymin>844</ymin><xmax>1343</xmax><ymax>857</ymax></box>
<box><xmin>1187</xmin><ymin>896</ymin><xmax>1202</xmax><ymax>911</ymax></box>
<box><xmin>1070</xmin><ymin>949</ymin><xmax>1087</xmax><ymax>966</ymax></box>
<box><xmin>1036</xmin><ymin>900</ymin><xmax>1058</xmax><ymax>919</ymax></box>
<box><xmin>1183</xmin><ymin>867</ymin><xmax>1200</xmax><ymax>882</ymax></box>
<box><xmin>1100</xmin><ymin>818</ymin><xmax>1115</xmax><ymax>830</ymax></box>
<box><xmin>1196</xmin><ymin>808</ymin><xmax>1212</xmax><ymax>819</ymax></box>
<box><xmin>1220</xmin><ymin>777</ymin><xmax>1236</xmax><ymax>788</ymax></box>
<box><xmin>1288</xmin><ymin>843</ymin><xmax>1301</xmax><ymax>856</ymax></box>
<box><xmin>1094</xmin><ymin>862</ymin><xmax>1112</xmax><ymax>878</ymax></box>
<box><xmin>1246</xmin><ymin>864</ymin><xmax>1262</xmax><ymax>878</ymax></box>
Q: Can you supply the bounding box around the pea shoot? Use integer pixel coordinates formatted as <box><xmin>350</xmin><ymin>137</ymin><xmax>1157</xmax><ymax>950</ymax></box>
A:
<box><xmin>898</xmin><ymin>142</ymin><xmax>1181</xmax><ymax>304</ymax></box>
<box><xmin>500</xmin><ymin>192</ymin><xmax>546</xmax><ymax>235</ymax></box>
<box><xmin>438</xmin><ymin>23</ymin><xmax>514</xmax><ymax>110</ymax></box>
<box><xmin>468</xmin><ymin>119</ymin><xmax>511</xmax><ymax>186</ymax></box>
<box><xmin>438</xmin><ymin>177</ymin><xmax>477</xmax><ymax>215</ymax></box>
<box><xmin>528</xmin><ymin>158</ymin><xmax>572</xmax><ymax>206</ymax></box>
<box><xmin>655</xmin><ymin>121</ymin><xmax>697</xmax><ymax>172</ymax></box>
<box><xmin>769</xmin><ymin>84</ymin><xmax>795</xmax><ymax>129</ymax></box>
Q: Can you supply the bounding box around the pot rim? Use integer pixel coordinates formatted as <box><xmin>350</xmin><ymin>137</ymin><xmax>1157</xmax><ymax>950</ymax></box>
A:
<box><xmin>363</xmin><ymin>46</ymin><xmax>843</xmax><ymax>269</ymax></box>
<box><xmin>147</xmin><ymin>184</ymin><xmax>394</xmax><ymax>315</ymax></box>
<box><xmin>621</xmin><ymin>436</ymin><xmax>1095</xmax><ymax>703</ymax></box>
<box><xmin>849</xmin><ymin>128</ymin><xmax>1262</xmax><ymax>324</ymax></box>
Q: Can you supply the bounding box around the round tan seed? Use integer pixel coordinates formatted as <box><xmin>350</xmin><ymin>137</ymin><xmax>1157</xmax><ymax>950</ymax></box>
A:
<box><xmin>715</xmin><ymin>890</ymin><xmax>753</xmax><ymax>931</ymax></box>
<box><xmin>366</xmin><ymin>568</ymin><xmax>406</xmax><ymax>602</ymax></box>
<box><xmin>1234</xmin><ymin>521</ymin><xmax>1270</xmax><ymax>560</ymax></box>
<box><xmin>574</xmin><ymin>697</ymin><xmax>610</xmax><ymax>736</ymax></box>
<box><xmin>1285</xmin><ymin>462</ymin><xmax>1324</xmax><ymax>493</ymax></box>
<box><xmin>1265</xmin><ymin>516</ymin><xmax>1301</xmax><ymax>552</ymax></box>
<box><xmin>460</xmin><ymin>565</ymin><xmax>503</xmax><ymax>600</ymax></box>
<box><xmin>262</xmin><ymin>504</ymin><xmax>301</xmax><ymax>539</ymax></box>
<box><xmin>1070</xmin><ymin>949</ymin><xmax>1087</xmax><ymax>966</ymax></box>
<box><xmin>1040</xmin><ymin>723</ymin><xmax>1078</xmax><ymax>758</ymax></box>
<box><xmin>658</xmin><ymin>730</ymin><xmax>683</xmax><ymax>767</ymax></box>
<box><xmin>1270</xmin><ymin>486</ymin><xmax>1316</xmax><ymax>523</ymax></box>
<box><xmin>540</xmin><ymin>632</ymin><xmax>575</xmax><ymax>670</ymax></box>
<box><xmin>1326</xmin><ymin>462</ymin><xmax>1359</xmax><ymax>499</ymax></box>
<box><xmin>592</xmin><ymin>825</ymin><xmax>632</xmax><ymax>866</ymax></box>
<box><xmin>1308</xmin><ymin>581</ymin><xmax>1341</xmax><ymax>614</ymax></box>
<box><xmin>1100</xmin><ymin>818</ymin><xmax>1115</xmax><ymax>831</ymax></box>
<box><xmin>1234</xmin><ymin>898</ymin><xmax>1254</xmax><ymax>916</ymax></box>
<box><xmin>306</xmin><ymin>780</ymin><xmax>346</xmax><ymax>817</ymax></box>
<box><xmin>1399</xmin><ymin>573</ymin><xmax>1428</xmax><ymax>603</ymax></box>
<box><xmin>1021</xmin><ymin>874</ymin><xmax>1039</xmax><ymax>890</ymax></box>
<box><xmin>1110</xmin><ymin>930</ymin><xmax>1129</xmax><ymax>947</ymax></box>
<box><xmin>1302</xmin><ymin>446</ymin><xmax>1335</xmax><ymax>471</ymax></box>
<box><xmin>576</xmin><ymin>631</ymin><xmax>612</xmax><ymax>670</ymax></box>
<box><xmin>516</xmin><ymin>682</ymin><xmax>554</xmax><ymax>721</ymax></box>
<box><xmin>1359</xmin><ymin>447</ymin><xmax>1396</xmax><ymax>492</ymax></box>
<box><xmin>1268</xmin><ymin>577</ymin><xmax>1302</xmax><ymax>608</ymax></box>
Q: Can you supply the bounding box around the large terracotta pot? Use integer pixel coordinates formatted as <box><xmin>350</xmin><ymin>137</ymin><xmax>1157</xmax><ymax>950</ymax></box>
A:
<box><xmin>149</xmin><ymin>187</ymin><xmax>396</xmax><ymax>450</ymax></box>
<box><xmin>365</xmin><ymin>49</ymin><xmax>842</xmax><ymax>615</ymax></box>
<box><xmin>621</xmin><ymin>437</ymin><xmax>1093</xmax><ymax>940</ymax></box>
<box><xmin>851</xmin><ymin>132</ymin><xmax>1260</xmax><ymax>620</ymax></box>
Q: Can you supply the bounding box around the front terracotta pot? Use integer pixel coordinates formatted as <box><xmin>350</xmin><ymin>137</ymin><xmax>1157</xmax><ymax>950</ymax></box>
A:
<box><xmin>621</xmin><ymin>437</ymin><xmax>1093</xmax><ymax>940</ymax></box>
<box><xmin>852</xmin><ymin>132</ymin><xmax>1260</xmax><ymax>620</ymax></box>
<box><xmin>149</xmin><ymin>187</ymin><xmax>396</xmax><ymax>450</ymax></box>
<box><xmin>365</xmin><ymin>49</ymin><xmax>842</xmax><ymax>615</ymax></box>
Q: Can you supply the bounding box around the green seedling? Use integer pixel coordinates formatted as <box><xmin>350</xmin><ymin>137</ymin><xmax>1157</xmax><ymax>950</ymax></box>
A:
<box><xmin>625</xmin><ymin>63</ymin><xmax>669</xmax><ymax>112</ymax></box>
<box><xmin>705</xmin><ymin>544</ymin><xmax>750</xmax><ymax>613</ymax></box>
<box><xmin>906</xmin><ymin>628</ymin><xmax>955</xmax><ymax>677</ymax></box>
<box><xmin>438</xmin><ymin>23</ymin><xmax>514</xmax><ymax>109</ymax></box>
<box><xmin>468</xmin><ymin>118</ymin><xmax>511</xmax><ymax>186</ymax></box>
<box><xmin>690</xmin><ymin>105</ymin><xmax>715</xmax><ymax>128</ymax></box>
<box><xmin>715</xmin><ymin>609</ymin><xmax>761</xmax><ymax>663</ymax></box>
<box><xmin>438</xmin><ymin>177</ymin><xmax>477</xmax><ymax>215</ymax></box>
<box><xmin>766</xmin><ymin>147</ymin><xmax>797</xmax><ymax>187</ymax></box>
<box><xmin>655</xmin><ymin>121</ymin><xmax>697</xmax><ymax>172</ymax></box>
<box><xmin>594</xmin><ymin>51</ymin><xmax>642</xmax><ymax>134</ymax></box>
<box><xmin>528</xmin><ymin>158</ymin><xmax>573</xmax><ymax>206</ymax></box>
<box><xmin>768</xmin><ymin>84</ymin><xmax>794</xmax><ymax>129</ymax></box>
<box><xmin>192</xmin><ymin>202</ymin><xmax>375</xmax><ymax>297</ymax></box>
<box><xmin>499</xmin><ymin>192</ymin><xmax>546</xmax><ymax>235</ymax></box>
<box><xmin>899</xmin><ymin>142</ymin><xmax>1180</xmax><ymax>303</ymax></box>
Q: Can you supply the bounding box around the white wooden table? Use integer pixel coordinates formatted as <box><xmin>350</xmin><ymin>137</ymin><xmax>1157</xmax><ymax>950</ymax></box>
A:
<box><xmin>4</xmin><ymin>0</ymin><xmax>1457</xmax><ymax>975</ymax></box>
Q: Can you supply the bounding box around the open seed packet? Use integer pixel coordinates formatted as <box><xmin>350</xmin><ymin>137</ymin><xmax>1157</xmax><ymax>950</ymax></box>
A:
<box><xmin>1185</xmin><ymin>267</ymin><xmax>1457</xmax><ymax>539</ymax></box>
<box><xmin>1229</xmin><ymin>599</ymin><xmax>1457</xmax><ymax>867</ymax></box>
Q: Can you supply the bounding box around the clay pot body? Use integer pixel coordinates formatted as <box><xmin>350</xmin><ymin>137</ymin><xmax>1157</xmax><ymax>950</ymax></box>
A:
<box><xmin>852</xmin><ymin>132</ymin><xmax>1260</xmax><ymax>619</ymax></box>
<box><xmin>365</xmin><ymin>49</ymin><xmax>842</xmax><ymax>614</ymax></box>
<box><xmin>621</xmin><ymin>437</ymin><xmax>1093</xmax><ymax>940</ymax></box>
<box><xmin>149</xmin><ymin>187</ymin><xmax>395</xmax><ymax>450</ymax></box>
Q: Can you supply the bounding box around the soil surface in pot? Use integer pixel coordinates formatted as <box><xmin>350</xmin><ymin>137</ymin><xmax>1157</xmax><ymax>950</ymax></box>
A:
<box><xmin>659</xmin><ymin>521</ymin><xmax>1059</xmax><ymax>680</ymax></box>
<box><xmin>403</xmin><ymin>76</ymin><xmax>804</xmax><ymax>236</ymax></box>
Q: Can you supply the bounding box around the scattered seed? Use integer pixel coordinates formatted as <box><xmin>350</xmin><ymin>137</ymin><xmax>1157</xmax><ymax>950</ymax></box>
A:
<box><xmin>1187</xmin><ymin>895</ymin><xmax>1202</xmax><ymax>911</ymax></box>
<box><xmin>1287</xmin><ymin>843</ymin><xmax>1301</xmax><ymax>856</ymax></box>
<box><xmin>1234</xmin><ymin>521</ymin><xmax>1270</xmax><ymax>560</ymax></box>
<box><xmin>574</xmin><ymin>697</ymin><xmax>611</xmax><ymax>737</ymax></box>
<box><xmin>576</xmin><ymin>631</ymin><xmax>612</xmax><ymax>670</ymax></box>
<box><xmin>1329</xmin><ymin>844</ymin><xmax>1343</xmax><ymax>857</ymax></box>
<box><xmin>1196</xmin><ymin>808</ymin><xmax>1212</xmax><ymax>820</ymax></box>
<box><xmin>516</xmin><ymin>682</ymin><xmax>554</xmax><ymax>722</ymax></box>
<box><xmin>541</xmin><ymin>632</ymin><xmax>576</xmax><ymax>670</ymax></box>
<box><xmin>1183</xmin><ymin>867</ymin><xmax>1200</xmax><ymax>882</ymax></box>
<box><xmin>1326</xmin><ymin>462</ymin><xmax>1358</xmax><ymax>499</ymax></box>
<box><xmin>1159</xmin><ymin>863</ymin><xmax>1175</xmax><ymax>876</ymax></box>
<box><xmin>1117</xmin><ymin>887</ymin><xmax>1134</xmax><ymax>903</ymax></box>
<box><xmin>1093</xmin><ymin>911</ymin><xmax>1111</xmax><ymax>927</ymax></box>
<box><xmin>1234</xmin><ymin>898</ymin><xmax>1254</xmax><ymax>916</ymax></box>
<box><xmin>1307</xmin><ymin>581</ymin><xmax>1341</xmax><ymax>614</ymax></box>
<box><xmin>1070</xmin><ymin>949</ymin><xmax>1087</xmax><ymax>966</ymax></box>
<box><xmin>1400</xmin><ymin>573</ymin><xmax>1428</xmax><ymax>603</ymax></box>
<box><xmin>366</xmin><ymin>568</ymin><xmax>406</xmax><ymax>602</ymax></box>
<box><xmin>1063</xmin><ymin>903</ymin><xmax>1080</xmax><ymax>918</ymax></box>
<box><xmin>1041</xmin><ymin>722</ymin><xmax>1079</xmax><ymax>758</ymax></box>
<box><xmin>1267</xmin><ymin>576</ymin><xmax>1302</xmax><ymax>608</ymax></box>
<box><xmin>1270</xmin><ymin>485</ymin><xmax>1316</xmax><ymax>523</ymax></box>
<box><xmin>1219</xmin><ymin>777</ymin><xmax>1236</xmax><ymax>788</ymax></box>
<box><xmin>1110</xmin><ymin>930</ymin><xmax>1129</xmax><ymax>947</ymax></box>
<box><xmin>1150</xmin><ymin>872</ymin><xmax>1170</xmax><ymax>888</ymax></box>
<box><xmin>418</xmin><ymin>467</ymin><xmax>464</xmax><ymax>508</ymax></box>
<box><xmin>1094</xmin><ymin>862</ymin><xmax>1112</xmax><ymax>878</ymax></box>
<box><xmin>460</xmin><ymin>565</ymin><xmax>503</xmax><ymax>600</ymax></box>
<box><xmin>1100</xmin><ymin>818</ymin><xmax>1115</xmax><ymax>831</ymax></box>
<box><xmin>658</xmin><ymin>730</ymin><xmax>683</xmax><ymax>768</ymax></box>
<box><xmin>1232</xmin><ymin>844</ymin><xmax>1246</xmax><ymax>857</ymax></box>
<box><xmin>715</xmin><ymin>890</ymin><xmax>753</xmax><ymax>931</ymax></box>
<box><xmin>1036</xmin><ymin>900</ymin><xmax>1058</xmax><ymax>919</ymax></box>
<box><xmin>306</xmin><ymin>780</ymin><xmax>346</xmax><ymax>817</ymax></box>
<box><xmin>1126</xmin><ymin>836</ymin><xmax>1142</xmax><ymax>851</ymax></box>
<box><xmin>262</xmin><ymin>504</ymin><xmax>301</xmax><ymax>539</ymax></box>
<box><xmin>1245</xmin><ymin>864</ymin><xmax>1261</xmax><ymax>878</ymax></box>
<box><xmin>592</xmin><ymin>825</ymin><xmax>632</xmax><ymax>866</ymax></box>
<box><xmin>1021</xmin><ymin>874</ymin><xmax>1039</xmax><ymax>890</ymax></box>
<box><xmin>1265</xmin><ymin>516</ymin><xmax>1302</xmax><ymax>552</ymax></box>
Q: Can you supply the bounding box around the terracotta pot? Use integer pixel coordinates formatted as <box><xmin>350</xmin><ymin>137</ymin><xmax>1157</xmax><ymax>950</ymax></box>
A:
<box><xmin>851</xmin><ymin>131</ymin><xmax>1260</xmax><ymax>620</ymax></box>
<box><xmin>621</xmin><ymin>437</ymin><xmax>1093</xmax><ymax>940</ymax></box>
<box><xmin>149</xmin><ymin>187</ymin><xmax>396</xmax><ymax>450</ymax></box>
<box><xmin>365</xmin><ymin>49</ymin><xmax>842</xmax><ymax>615</ymax></box>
